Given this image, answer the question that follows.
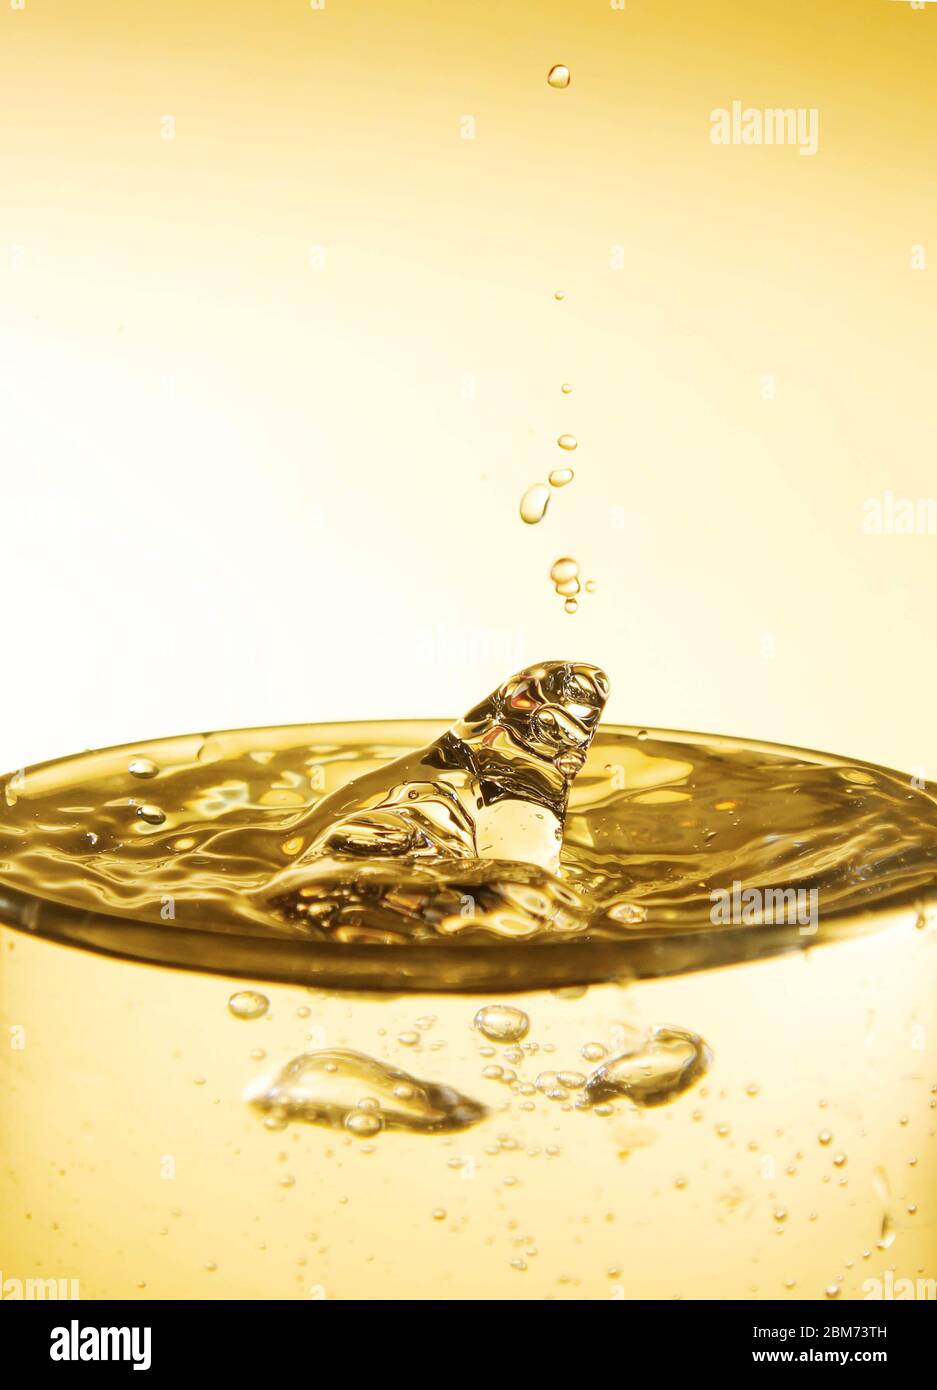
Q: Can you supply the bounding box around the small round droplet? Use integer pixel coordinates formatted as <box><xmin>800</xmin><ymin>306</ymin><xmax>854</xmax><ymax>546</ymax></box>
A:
<box><xmin>228</xmin><ymin>990</ymin><xmax>269</xmax><ymax>1021</ymax></box>
<box><xmin>554</xmin><ymin>289</ymin><xmax>565</xmax><ymax>301</ymax></box>
<box><xmin>474</xmin><ymin>1004</ymin><xmax>530</xmax><ymax>1044</ymax></box>
<box><xmin>135</xmin><ymin>804</ymin><xmax>166</xmax><ymax>826</ymax></box>
<box><xmin>824</xmin><ymin>1284</ymin><xmax>841</xmax><ymax>1299</ymax></box>
<box><xmin>564</xmin><ymin>598</ymin><xmax>578</xmax><ymax>614</ymax></box>
<box><xmin>818</xmin><ymin>1130</ymin><xmax>833</xmax><ymax>1146</ymax></box>
<box><xmin>584</xmin><ymin>579</ymin><xmax>597</xmax><ymax>593</ymax></box>
<box><xmin>519</xmin><ymin>482</ymin><xmax>551</xmax><ymax>525</ymax></box>
<box><xmin>128</xmin><ymin>757</ymin><xmax>158</xmax><ymax>779</ymax></box>
<box><xmin>345</xmin><ymin>1111</ymin><xmax>383</xmax><ymax>1137</ymax></box>
<box><xmin>561</xmin><ymin>382</ymin><xmax>572</xmax><ymax>394</ymax></box>
<box><xmin>557</xmin><ymin>434</ymin><xmax>578</xmax><ymax>451</ymax></box>
<box><xmin>549</xmin><ymin>468</ymin><xmax>574</xmax><ymax>488</ymax></box>
<box><xmin>547</xmin><ymin>65</ymin><xmax>570</xmax><ymax>89</ymax></box>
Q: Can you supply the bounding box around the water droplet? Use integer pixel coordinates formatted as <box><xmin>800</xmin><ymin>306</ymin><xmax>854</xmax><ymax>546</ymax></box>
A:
<box><xmin>555</xmin><ymin>577</ymin><xmax>580</xmax><ymax>597</ymax></box>
<box><xmin>128</xmin><ymin>757</ymin><xmax>158</xmax><ymax>779</ymax></box>
<box><xmin>135</xmin><ymin>804</ymin><xmax>166</xmax><ymax>826</ymax></box>
<box><xmin>344</xmin><ymin>1110</ymin><xmax>383</xmax><ymax>1137</ymax></box>
<box><xmin>557</xmin><ymin>433</ymin><xmax>578</xmax><ymax>451</ymax></box>
<box><xmin>431</xmin><ymin>1208</ymin><xmax>446</xmax><ymax>1221</ymax></box>
<box><xmin>818</xmin><ymin>1130</ymin><xmax>833</xmax><ymax>1145</ymax></box>
<box><xmin>878</xmin><ymin>1213</ymin><xmax>897</xmax><ymax>1249</ymax></box>
<box><xmin>553</xmin><ymin>289</ymin><xmax>565</xmax><ymax>301</ymax></box>
<box><xmin>547</xmin><ymin>64</ymin><xmax>570</xmax><ymax>89</ymax></box>
<box><xmin>584</xmin><ymin>1025</ymin><xmax>712</xmax><ymax>1108</ymax></box>
<box><xmin>549</xmin><ymin>557</ymin><xmax>580</xmax><ymax>585</ymax></box>
<box><xmin>228</xmin><ymin>990</ymin><xmax>270</xmax><ymax>1021</ymax></box>
<box><xmin>474</xmin><ymin>1004</ymin><xmax>530</xmax><ymax>1044</ymax></box>
<box><xmin>519</xmin><ymin>482</ymin><xmax>551</xmax><ymax>525</ymax></box>
<box><xmin>561</xmin><ymin>382</ymin><xmax>572</xmax><ymax>394</ymax></box>
<box><xmin>549</xmin><ymin>468</ymin><xmax>574</xmax><ymax>488</ymax></box>
<box><xmin>246</xmin><ymin>1049</ymin><xmax>487</xmax><ymax>1135</ymax></box>
<box><xmin>824</xmin><ymin>1284</ymin><xmax>841</xmax><ymax>1299</ymax></box>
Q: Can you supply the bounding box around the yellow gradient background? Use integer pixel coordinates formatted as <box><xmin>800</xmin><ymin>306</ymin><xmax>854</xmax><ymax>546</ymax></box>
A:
<box><xmin>2</xmin><ymin>0</ymin><xmax>935</xmax><ymax>774</ymax></box>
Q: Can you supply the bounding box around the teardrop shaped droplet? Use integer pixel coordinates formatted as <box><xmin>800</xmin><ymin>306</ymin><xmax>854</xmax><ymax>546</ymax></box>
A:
<box><xmin>547</xmin><ymin>65</ymin><xmax>570</xmax><ymax>89</ymax></box>
<box><xmin>474</xmin><ymin>1004</ymin><xmax>530</xmax><ymax>1043</ymax></box>
<box><xmin>584</xmin><ymin>1025</ymin><xmax>712</xmax><ymax>1108</ymax></box>
<box><xmin>519</xmin><ymin>482</ymin><xmax>551</xmax><ymax>525</ymax></box>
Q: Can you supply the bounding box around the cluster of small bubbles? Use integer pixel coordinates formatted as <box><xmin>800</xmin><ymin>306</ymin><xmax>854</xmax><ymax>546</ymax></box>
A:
<box><xmin>474</xmin><ymin>1004</ymin><xmax>530</xmax><ymax>1044</ymax></box>
<box><xmin>228</xmin><ymin>990</ymin><xmax>269</xmax><ymax>1021</ymax></box>
<box><xmin>128</xmin><ymin>757</ymin><xmax>158</xmax><ymax>779</ymax></box>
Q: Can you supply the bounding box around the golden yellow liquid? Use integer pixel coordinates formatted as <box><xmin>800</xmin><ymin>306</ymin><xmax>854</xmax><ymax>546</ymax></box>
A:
<box><xmin>2</xmin><ymin>724</ymin><xmax>936</xmax><ymax>1299</ymax></box>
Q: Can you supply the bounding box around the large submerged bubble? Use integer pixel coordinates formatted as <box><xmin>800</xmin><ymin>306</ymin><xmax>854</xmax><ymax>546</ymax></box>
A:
<box><xmin>246</xmin><ymin>1049</ymin><xmax>488</xmax><ymax>1136</ymax></box>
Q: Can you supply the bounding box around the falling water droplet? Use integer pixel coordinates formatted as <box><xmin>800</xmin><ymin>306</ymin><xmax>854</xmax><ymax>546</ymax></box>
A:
<box><xmin>550</xmin><ymin>557</ymin><xmax>580</xmax><ymax>585</ymax></box>
<box><xmin>557</xmin><ymin>434</ymin><xmax>578</xmax><ymax>451</ymax></box>
<box><xmin>878</xmin><ymin>1213</ymin><xmax>897</xmax><ymax>1249</ymax></box>
<box><xmin>474</xmin><ymin>1004</ymin><xmax>530</xmax><ymax>1043</ymax></box>
<box><xmin>128</xmin><ymin>757</ymin><xmax>158</xmax><ymax>779</ymax></box>
<box><xmin>547</xmin><ymin>65</ymin><xmax>570</xmax><ymax>89</ymax></box>
<box><xmin>228</xmin><ymin>990</ymin><xmax>270</xmax><ymax>1021</ymax></box>
<box><xmin>519</xmin><ymin>482</ymin><xmax>551</xmax><ymax>525</ymax></box>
